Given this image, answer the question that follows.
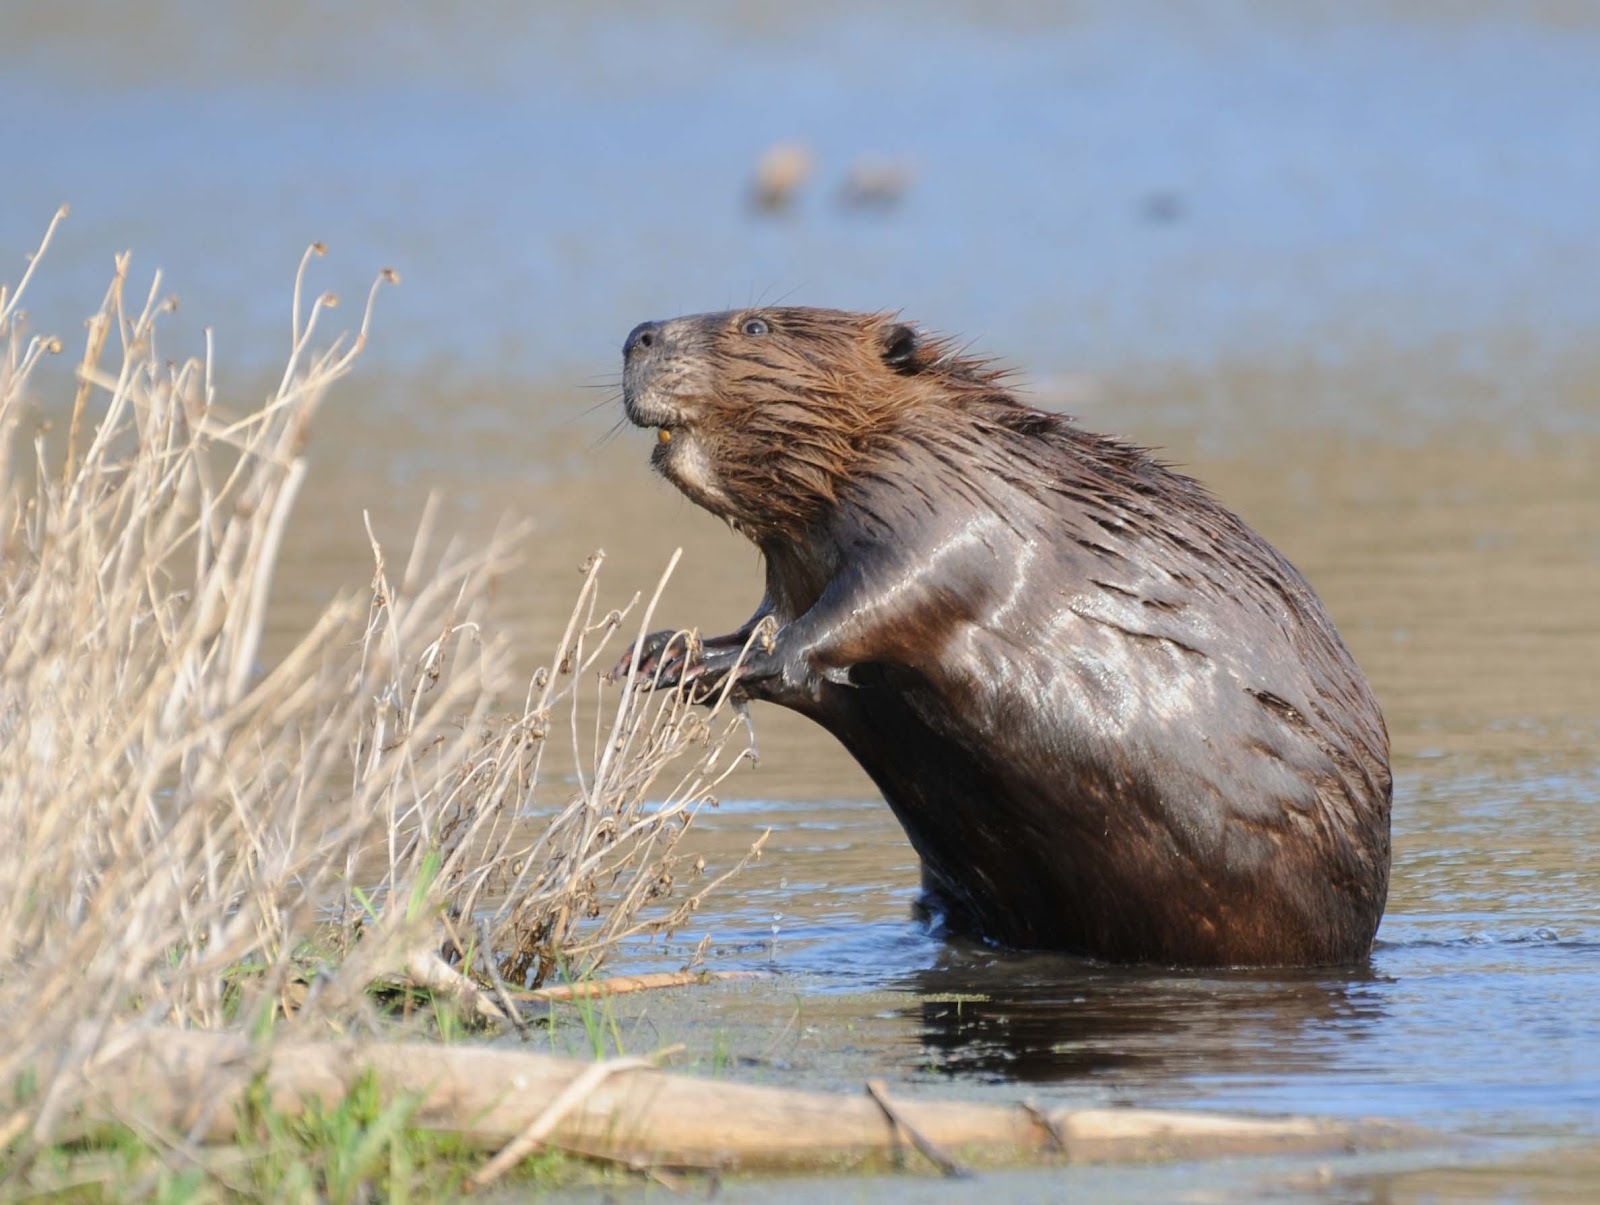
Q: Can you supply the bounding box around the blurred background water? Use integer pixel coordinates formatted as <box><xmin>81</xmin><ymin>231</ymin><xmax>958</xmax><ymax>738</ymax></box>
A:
<box><xmin>5</xmin><ymin>2</ymin><xmax>1599</xmax><ymax>1195</ymax></box>
<box><xmin>8</xmin><ymin>1</ymin><xmax>1600</xmax><ymax>418</ymax></box>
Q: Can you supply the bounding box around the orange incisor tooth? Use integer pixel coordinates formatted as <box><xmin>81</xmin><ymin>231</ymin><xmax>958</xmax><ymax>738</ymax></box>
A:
<box><xmin>657</xmin><ymin>428</ymin><xmax>673</xmax><ymax>444</ymax></box>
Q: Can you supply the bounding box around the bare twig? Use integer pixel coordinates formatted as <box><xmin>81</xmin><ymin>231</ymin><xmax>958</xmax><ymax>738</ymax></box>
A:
<box><xmin>403</xmin><ymin>949</ymin><xmax>507</xmax><ymax>1025</ymax></box>
<box><xmin>0</xmin><ymin>204</ymin><xmax>68</xmax><ymax>324</ymax></box>
<box><xmin>63</xmin><ymin>252</ymin><xmax>125</xmax><ymax>486</ymax></box>
<box><xmin>865</xmin><ymin>1079</ymin><xmax>971</xmax><ymax>1179</ymax></box>
<box><xmin>466</xmin><ymin>1047</ymin><xmax>684</xmax><ymax>1191</ymax></box>
<box><xmin>510</xmin><ymin>970</ymin><xmax>768</xmax><ymax>1004</ymax></box>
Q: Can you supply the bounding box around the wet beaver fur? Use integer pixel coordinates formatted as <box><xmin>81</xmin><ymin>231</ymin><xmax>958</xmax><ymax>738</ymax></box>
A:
<box><xmin>619</xmin><ymin>307</ymin><xmax>1391</xmax><ymax>968</ymax></box>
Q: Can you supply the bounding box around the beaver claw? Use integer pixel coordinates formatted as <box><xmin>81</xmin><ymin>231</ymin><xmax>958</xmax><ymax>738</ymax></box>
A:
<box><xmin>675</xmin><ymin>644</ymin><xmax>749</xmax><ymax>704</ymax></box>
<box><xmin>608</xmin><ymin>628</ymin><xmax>695</xmax><ymax>686</ymax></box>
<box><xmin>609</xmin><ymin>627</ymin><xmax>757</xmax><ymax>706</ymax></box>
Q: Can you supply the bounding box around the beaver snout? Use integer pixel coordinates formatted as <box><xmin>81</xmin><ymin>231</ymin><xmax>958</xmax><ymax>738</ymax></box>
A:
<box><xmin>621</xmin><ymin>319</ymin><xmax>681</xmax><ymax>430</ymax></box>
<box><xmin>623</xmin><ymin>320</ymin><xmax>662</xmax><ymax>361</ymax></box>
<box><xmin>621</xmin><ymin>315</ymin><xmax>718</xmax><ymax>435</ymax></box>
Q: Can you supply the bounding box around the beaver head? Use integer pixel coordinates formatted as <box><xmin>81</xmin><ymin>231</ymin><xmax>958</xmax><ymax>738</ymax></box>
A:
<box><xmin>621</xmin><ymin>307</ymin><xmax>1009</xmax><ymax>543</ymax></box>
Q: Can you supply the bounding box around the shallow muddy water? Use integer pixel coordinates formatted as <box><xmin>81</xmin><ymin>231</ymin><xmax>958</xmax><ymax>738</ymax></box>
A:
<box><xmin>7</xmin><ymin>2</ymin><xmax>1600</xmax><ymax>1195</ymax></box>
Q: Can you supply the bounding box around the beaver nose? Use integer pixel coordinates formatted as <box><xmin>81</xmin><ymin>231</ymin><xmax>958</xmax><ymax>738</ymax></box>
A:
<box><xmin>623</xmin><ymin>320</ymin><xmax>662</xmax><ymax>362</ymax></box>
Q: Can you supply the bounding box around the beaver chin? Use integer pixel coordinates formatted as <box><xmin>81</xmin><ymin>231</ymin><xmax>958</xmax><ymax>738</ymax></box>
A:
<box><xmin>621</xmin><ymin>371</ymin><xmax>702</xmax><ymax>429</ymax></box>
<box><xmin>649</xmin><ymin>427</ymin><xmax>732</xmax><ymax>515</ymax></box>
<box><xmin>621</xmin><ymin>392</ymin><xmax>679</xmax><ymax>432</ymax></box>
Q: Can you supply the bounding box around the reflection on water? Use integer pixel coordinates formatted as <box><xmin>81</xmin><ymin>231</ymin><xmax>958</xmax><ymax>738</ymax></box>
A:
<box><xmin>6</xmin><ymin>0</ymin><xmax>1600</xmax><ymax>1182</ymax></box>
<box><xmin>903</xmin><ymin>953</ymin><xmax>1386</xmax><ymax>1085</ymax></box>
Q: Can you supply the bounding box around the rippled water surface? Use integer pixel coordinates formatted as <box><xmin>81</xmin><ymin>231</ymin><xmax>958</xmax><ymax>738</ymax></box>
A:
<box><xmin>6</xmin><ymin>2</ymin><xmax>1600</xmax><ymax>1195</ymax></box>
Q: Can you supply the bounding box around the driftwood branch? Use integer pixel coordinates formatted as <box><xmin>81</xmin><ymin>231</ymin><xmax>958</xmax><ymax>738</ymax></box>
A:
<box><xmin>468</xmin><ymin>1048</ymin><xmax>680</xmax><ymax>1191</ymax></box>
<box><xmin>43</xmin><ymin>1029</ymin><xmax>1426</xmax><ymax>1174</ymax></box>
<box><xmin>403</xmin><ymin>949</ymin><xmax>507</xmax><ymax>1024</ymax></box>
<box><xmin>866</xmin><ymin>1077</ymin><xmax>969</xmax><ymax>1178</ymax></box>
<box><xmin>510</xmin><ymin>970</ymin><xmax>767</xmax><ymax>1004</ymax></box>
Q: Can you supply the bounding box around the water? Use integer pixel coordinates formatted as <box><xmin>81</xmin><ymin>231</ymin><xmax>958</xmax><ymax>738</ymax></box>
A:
<box><xmin>6</xmin><ymin>2</ymin><xmax>1599</xmax><ymax>1194</ymax></box>
<box><xmin>9</xmin><ymin>2</ymin><xmax>1600</xmax><ymax>405</ymax></box>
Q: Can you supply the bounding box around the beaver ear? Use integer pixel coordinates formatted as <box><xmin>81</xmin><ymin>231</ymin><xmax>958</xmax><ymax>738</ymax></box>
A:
<box><xmin>880</xmin><ymin>323</ymin><xmax>921</xmax><ymax>373</ymax></box>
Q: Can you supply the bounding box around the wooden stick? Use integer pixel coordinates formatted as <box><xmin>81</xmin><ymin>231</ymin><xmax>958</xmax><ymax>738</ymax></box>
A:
<box><xmin>1021</xmin><ymin>1097</ymin><xmax>1068</xmax><ymax>1155</ymax></box>
<box><xmin>510</xmin><ymin>970</ymin><xmax>767</xmax><ymax>1004</ymax></box>
<box><xmin>866</xmin><ymin>1078</ymin><xmax>969</xmax><ymax>1178</ymax></box>
<box><xmin>467</xmin><ymin>1054</ymin><xmax>659</xmax><ymax>1191</ymax></box>
<box><xmin>473</xmin><ymin>920</ymin><xmax>529</xmax><ymax>1038</ymax></box>
<box><xmin>403</xmin><ymin>949</ymin><xmax>506</xmax><ymax>1023</ymax></box>
<box><xmin>44</xmin><ymin>1028</ymin><xmax>1426</xmax><ymax>1174</ymax></box>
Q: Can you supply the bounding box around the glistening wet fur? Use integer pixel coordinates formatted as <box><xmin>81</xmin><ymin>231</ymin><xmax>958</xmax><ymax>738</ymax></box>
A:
<box><xmin>619</xmin><ymin>306</ymin><xmax>1391</xmax><ymax>968</ymax></box>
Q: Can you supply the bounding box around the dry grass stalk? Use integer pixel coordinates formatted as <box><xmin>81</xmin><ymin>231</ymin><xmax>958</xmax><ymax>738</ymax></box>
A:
<box><xmin>0</xmin><ymin>215</ymin><xmax>759</xmax><ymax>1153</ymax></box>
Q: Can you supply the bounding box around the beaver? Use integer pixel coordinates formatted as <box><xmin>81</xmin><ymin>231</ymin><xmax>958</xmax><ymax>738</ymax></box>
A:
<box><xmin>617</xmin><ymin>307</ymin><xmax>1391</xmax><ymax>968</ymax></box>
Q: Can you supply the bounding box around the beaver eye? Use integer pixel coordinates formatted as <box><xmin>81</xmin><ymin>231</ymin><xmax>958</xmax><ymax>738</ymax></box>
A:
<box><xmin>741</xmin><ymin>317</ymin><xmax>770</xmax><ymax>336</ymax></box>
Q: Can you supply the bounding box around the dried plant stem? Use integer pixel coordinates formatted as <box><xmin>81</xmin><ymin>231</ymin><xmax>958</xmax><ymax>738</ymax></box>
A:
<box><xmin>0</xmin><ymin>218</ymin><xmax>757</xmax><ymax>1167</ymax></box>
<box><xmin>63</xmin><ymin>251</ymin><xmax>124</xmax><ymax>486</ymax></box>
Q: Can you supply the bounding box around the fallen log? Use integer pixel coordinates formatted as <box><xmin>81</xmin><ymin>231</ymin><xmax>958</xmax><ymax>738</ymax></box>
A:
<box><xmin>50</xmin><ymin>1029</ymin><xmax>1425</xmax><ymax>1174</ymax></box>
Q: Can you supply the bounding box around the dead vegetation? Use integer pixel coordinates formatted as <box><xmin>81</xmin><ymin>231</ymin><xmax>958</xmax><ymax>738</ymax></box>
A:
<box><xmin>0</xmin><ymin>211</ymin><xmax>761</xmax><ymax>1162</ymax></box>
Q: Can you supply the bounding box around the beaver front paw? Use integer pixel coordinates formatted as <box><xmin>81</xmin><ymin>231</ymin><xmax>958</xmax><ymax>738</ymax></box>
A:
<box><xmin>608</xmin><ymin>628</ymin><xmax>699</xmax><ymax>687</ymax></box>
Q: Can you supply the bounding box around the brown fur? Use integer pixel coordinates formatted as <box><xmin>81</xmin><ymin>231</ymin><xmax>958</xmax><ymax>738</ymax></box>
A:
<box><xmin>620</xmin><ymin>307</ymin><xmax>1392</xmax><ymax>967</ymax></box>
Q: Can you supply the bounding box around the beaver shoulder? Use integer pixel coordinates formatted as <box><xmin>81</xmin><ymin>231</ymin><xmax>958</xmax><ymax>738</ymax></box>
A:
<box><xmin>620</xmin><ymin>306</ymin><xmax>1391</xmax><ymax>967</ymax></box>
